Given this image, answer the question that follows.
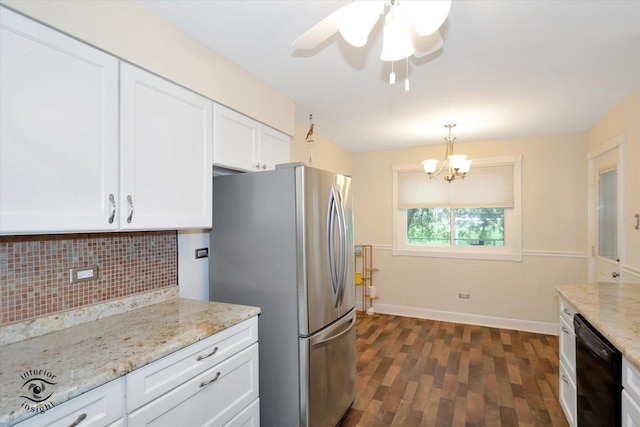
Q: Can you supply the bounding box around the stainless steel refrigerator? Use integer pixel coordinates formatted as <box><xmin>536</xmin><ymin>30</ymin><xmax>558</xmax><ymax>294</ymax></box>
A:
<box><xmin>210</xmin><ymin>163</ymin><xmax>356</xmax><ymax>427</ymax></box>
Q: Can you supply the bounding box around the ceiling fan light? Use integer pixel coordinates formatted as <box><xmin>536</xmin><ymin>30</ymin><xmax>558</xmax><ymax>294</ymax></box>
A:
<box><xmin>380</xmin><ymin>11</ymin><xmax>415</xmax><ymax>61</ymax></box>
<box><xmin>336</xmin><ymin>1</ymin><xmax>384</xmax><ymax>47</ymax></box>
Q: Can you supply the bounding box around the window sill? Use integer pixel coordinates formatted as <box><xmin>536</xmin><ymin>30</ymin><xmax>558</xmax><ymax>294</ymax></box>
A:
<box><xmin>392</xmin><ymin>247</ymin><xmax>522</xmax><ymax>262</ymax></box>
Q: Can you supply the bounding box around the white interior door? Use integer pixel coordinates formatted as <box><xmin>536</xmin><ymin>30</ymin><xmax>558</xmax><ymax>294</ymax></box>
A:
<box><xmin>590</xmin><ymin>139</ymin><xmax>625</xmax><ymax>282</ymax></box>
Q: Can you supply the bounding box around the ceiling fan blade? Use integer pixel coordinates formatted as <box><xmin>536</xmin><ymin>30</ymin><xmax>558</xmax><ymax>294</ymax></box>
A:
<box><xmin>402</xmin><ymin>0</ymin><xmax>451</xmax><ymax>36</ymax></box>
<box><xmin>292</xmin><ymin>12</ymin><xmax>339</xmax><ymax>49</ymax></box>
<box><xmin>336</xmin><ymin>1</ymin><xmax>384</xmax><ymax>47</ymax></box>
<box><xmin>412</xmin><ymin>30</ymin><xmax>444</xmax><ymax>58</ymax></box>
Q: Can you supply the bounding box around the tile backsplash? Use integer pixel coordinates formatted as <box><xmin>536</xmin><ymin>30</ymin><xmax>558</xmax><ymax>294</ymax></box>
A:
<box><xmin>0</xmin><ymin>231</ymin><xmax>177</xmax><ymax>325</ymax></box>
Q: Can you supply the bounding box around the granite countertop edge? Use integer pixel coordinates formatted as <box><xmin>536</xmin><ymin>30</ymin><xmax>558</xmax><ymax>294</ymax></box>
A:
<box><xmin>0</xmin><ymin>297</ymin><xmax>260</xmax><ymax>426</ymax></box>
<box><xmin>556</xmin><ymin>282</ymin><xmax>640</xmax><ymax>372</ymax></box>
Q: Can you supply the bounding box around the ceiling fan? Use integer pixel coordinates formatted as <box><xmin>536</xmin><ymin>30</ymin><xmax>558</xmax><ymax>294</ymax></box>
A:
<box><xmin>292</xmin><ymin>0</ymin><xmax>452</xmax><ymax>61</ymax></box>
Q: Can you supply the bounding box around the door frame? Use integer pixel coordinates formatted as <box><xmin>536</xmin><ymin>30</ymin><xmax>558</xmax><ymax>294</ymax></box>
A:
<box><xmin>587</xmin><ymin>134</ymin><xmax>627</xmax><ymax>282</ymax></box>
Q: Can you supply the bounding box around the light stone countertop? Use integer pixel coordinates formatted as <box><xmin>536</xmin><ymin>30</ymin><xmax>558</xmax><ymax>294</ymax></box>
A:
<box><xmin>0</xmin><ymin>298</ymin><xmax>260</xmax><ymax>426</ymax></box>
<box><xmin>556</xmin><ymin>282</ymin><xmax>640</xmax><ymax>371</ymax></box>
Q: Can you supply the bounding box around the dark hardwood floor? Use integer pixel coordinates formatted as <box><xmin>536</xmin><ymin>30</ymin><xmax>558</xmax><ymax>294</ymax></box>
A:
<box><xmin>341</xmin><ymin>314</ymin><xmax>568</xmax><ymax>427</ymax></box>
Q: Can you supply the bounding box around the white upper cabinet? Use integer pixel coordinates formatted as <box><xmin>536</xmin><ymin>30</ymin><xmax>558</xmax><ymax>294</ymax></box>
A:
<box><xmin>120</xmin><ymin>63</ymin><xmax>213</xmax><ymax>230</ymax></box>
<box><xmin>214</xmin><ymin>103</ymin><xmax>259</xmax><ymax>171</ymax></box>
<box><xmin>259</xmin><ymin>124</ymin><xmax>291</xmax><ymax>171</ymax></box>
<box><xmin>214</xmin><ymin>103</ymin><xmax>289</xmax><ymax>172</ymax></box>
<box><xmin>0</xmin><ymin>8</ymin><xmax>119</xmax><ymax>234</ymax></box>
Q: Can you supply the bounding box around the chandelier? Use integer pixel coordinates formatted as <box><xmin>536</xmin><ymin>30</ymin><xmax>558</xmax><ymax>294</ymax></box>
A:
<box><xmin>422</xmin><ymin>124</ymin><xmax>471</xmax><ymax>182</ymax></box>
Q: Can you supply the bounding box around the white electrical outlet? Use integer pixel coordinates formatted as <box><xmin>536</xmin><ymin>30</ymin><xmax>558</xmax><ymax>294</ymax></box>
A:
<box><xmin>70</xmin><ymin>266</ymin><xmax>99</xmax><ymax>284</ymax></box>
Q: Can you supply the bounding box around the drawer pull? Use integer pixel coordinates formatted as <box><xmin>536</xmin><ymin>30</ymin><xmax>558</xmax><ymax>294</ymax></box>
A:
<box><xmin>69</xmin><ymin>413</ymin><xmax>87</xmax><ymax>427</ymax></box>
<box><xmin>561</xmin><ymin>326</ymin><xmax>570</xmax><ymax>334</ymax></box>
<box><xmin>197</xmin><ymin>346</ymin><xmax>219</xmax><ymax>361</ymax></box>
<box><xmin>199</xmin><ymin>372</ymin><xmax>221</xmax><ymax>388</ymax></box>
<box><xmin>563</xmin><ymin>307</ymin><xmax>571</xmax><ymax>316</ymax></box>
<box><xmin>561</xmin><ymin>374</ymin><xmax>569</xmax><ymax>384</ymax></box>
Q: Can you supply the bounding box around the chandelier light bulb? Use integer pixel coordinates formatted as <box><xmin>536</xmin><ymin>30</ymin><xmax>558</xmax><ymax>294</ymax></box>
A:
<box><xmin>422</xmin><ymin>159</ymin><xmax>438</xmax><ymax>174</ymax></box>
<box><xmin>390</xmin><ymin>71</ymin><xmax>396</xmax><ymax>85</ymax></box>
<box><xmin>405</xmin><ymin>78</ymin><xmax>410</xmax><ymax>92</ymax></box>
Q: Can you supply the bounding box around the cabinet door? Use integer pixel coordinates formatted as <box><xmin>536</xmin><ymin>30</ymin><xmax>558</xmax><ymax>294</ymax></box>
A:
<box><xmin>623</xmin><ymin>390</ymin><xmax>640</xmax><ymax>427</ymax></box>
<box><xmin>0</xmin><ymin>7</ymin><xmax>119</xmax><ymax>234</ymax></box>
<box><xmin>213</xmin><ymin>104</ymin><xmax>259</xmax><ymax>172</ymax></box>
<box><xmin>15</xmin><ymin>378</ymin><xmax>124</xmax><ymax>427</ymax></box>
<box><xmin>259</xmin><ymin>125</ymin><xmax>290</xmax><ymax>170</ymax></box>
<box><xmin>128</xmin><ymin>344</ymin><xmax>259</xmax><ymax>427</ymax></box>
<box><xmin>120</xmin><ymin>63</ymin><xmax>213</xmax><ymax>230</ymax></box>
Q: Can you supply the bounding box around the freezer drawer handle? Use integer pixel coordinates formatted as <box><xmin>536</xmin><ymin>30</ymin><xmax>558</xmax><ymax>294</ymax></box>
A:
<box><xmin>68</xmin><ymin>413</ymin><xmax>87</xmax><ymax>427</ymax></box>
<box><xmin>313</xmin><ymin>316</ymin><xmax>355</xmax><ymax>348</ymax></box>
<box><xmin>199</xmin><ymin>372</ymin><xmax>221</xmax><ymax>388</ymax></box>
<box><xmin>196</xmin><ymin>346</ymin><xmax>219</xmax><ymax>361</ymax></box>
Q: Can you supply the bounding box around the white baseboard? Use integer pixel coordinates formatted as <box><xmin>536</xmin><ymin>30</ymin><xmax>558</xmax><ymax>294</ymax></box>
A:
<box><xmin>374</xmin><ymin>303</ymin><xmax>559</xmax><ymax>336</ymax></box>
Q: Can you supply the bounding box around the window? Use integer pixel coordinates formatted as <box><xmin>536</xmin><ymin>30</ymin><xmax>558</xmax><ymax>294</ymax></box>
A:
<box><xmin>392</xmin><ymin>156</ymin><xmax>522</xmax><ymax>261</ymax></box>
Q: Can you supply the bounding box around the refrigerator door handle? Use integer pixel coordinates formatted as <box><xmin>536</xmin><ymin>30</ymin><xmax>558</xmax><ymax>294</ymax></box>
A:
<box><xmin>326</xmin><ymin>186</ymin><xmax>340</xmax><ymax>306</ymax></box>
<box><xmin>311</xmin><ymin>314</ymin><xmax>356</xmax><ymax>348</ymax></box>
<box><xmin>335</xmin><ymin>186</ymin><xmax>348</xmax><ymax>307</ymax></box>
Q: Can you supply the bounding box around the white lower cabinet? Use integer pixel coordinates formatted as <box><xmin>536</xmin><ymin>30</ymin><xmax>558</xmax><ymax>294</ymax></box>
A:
<box><xmin>559</xmin><ymin>361</ymin><xmax>577</xmax><ymax>427</ymax></box>
<box><xmin>128</xmin><ymin>344</ymin><xmax>258</xmax><ymax>426</ymax></box>
<box><xmin>558</xmin><ymin>297</ymin><xmax>577</xmax><ymax>427</ymax></box>
<box><xmin>224</xmin><ymin>398</ymin><xmax>260</xmax><ymax>427</ymax></box>
<box><xmin>623</xmin><ymin>357</ymin><xmax>640</xmax><ymax>427</ymax></box>
<box><xmin>15</xmin><ymin>379</ymin><xmax>124</xmax><ymax>427</ymax></box>
<box><xmin>126</xmin><ymin>316</ymin><xmax>259</xmax><ymax>427</ymax></box>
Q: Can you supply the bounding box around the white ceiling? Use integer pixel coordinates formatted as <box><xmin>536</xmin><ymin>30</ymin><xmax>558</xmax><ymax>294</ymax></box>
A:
<box><xmin>140</xmin><ymin>0</ymin><xmax>640</xmax><ymax>152</ymax></box>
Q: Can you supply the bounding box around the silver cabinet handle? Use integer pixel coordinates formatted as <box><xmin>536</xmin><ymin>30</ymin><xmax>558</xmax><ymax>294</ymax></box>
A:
<box><xmin>108</xmin><ymin>194</ymin><xmax>116</xmax><ymax>224</ymax></box>
<box><xmin>261</xmin><ymin>163</ymin><xmax>267</xmax><ymax>170</ymax></box>
<box><xmin>199</xmin><ymin>372</ymin><xmax>221</xmax><ymax>388</ymax></box>
<box><xmin>68</xmin><ymin>413</ymin><xmax>87</xmax><ymax>427</ymax></box>
<box><xmin>126</xmin><ymin>195</ymin><xmax>134</xmax><ymax>223</ymax></box>
<box><xmin>561</xmin><ymin>374</ymin><xmax>569</xmax><ymax>384</ymax></box>
<box><xmin>197</xmin><ymin>346</ymin><xmax>218</xmax><ymax>361</ymax></box>
<box><xmin>612</xmin><ymin>272</ymin><xmax>620</xmax><ymax>278</ymax></box>
<box><xmin>255</xmin><ymin>163</ymin><xmax>260</xmax><ymax>170</ymax></box>
<box><xmin>561</xmin><ymin>326</ymin><xmax>570</xmax><ymax>334</ymax></box>
<box><xmin>563</xmin><ymin>307</ymin><xmax>571</xmax><ymax>315</ymax></box>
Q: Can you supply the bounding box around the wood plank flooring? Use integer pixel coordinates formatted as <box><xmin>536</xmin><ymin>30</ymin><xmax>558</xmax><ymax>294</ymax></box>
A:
<box><xmin>341</xmin><ymin>314</ymin><xmax>568</xmax><ymax>427</ymax></box>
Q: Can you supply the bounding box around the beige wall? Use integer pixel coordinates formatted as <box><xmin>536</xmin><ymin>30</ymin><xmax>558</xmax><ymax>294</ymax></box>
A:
<box><xmin>586</xmin><ymin>89</ymin><xmax>640</xmax><ymax>281</ymax></box>
<box><xmin>352</xmin><ymin>133</ymin><xmax>589</xmax><ymax>332</ymax></box>
<box><xmin>290</xmin><ymin>125</ymin><xmax>354</xmax><ymax>176</ymax></box>
<box><xmin>1</xmin><ymin>0</ymin><xmax>295</xmax><ymax>136</ymax></box>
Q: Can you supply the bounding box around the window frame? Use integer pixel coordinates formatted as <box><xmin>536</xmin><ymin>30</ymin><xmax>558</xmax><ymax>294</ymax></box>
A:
<box><xmin>392</xmin><ymin>155</ymin><xmax>522</xmax><ymax>261</ymax></box>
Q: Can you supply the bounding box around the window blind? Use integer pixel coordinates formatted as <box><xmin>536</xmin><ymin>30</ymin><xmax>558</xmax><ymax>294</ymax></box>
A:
<box><xmin>397</xmin><ymin>163</ymin><xmax>514</xmax><ymax>208</ymax></box>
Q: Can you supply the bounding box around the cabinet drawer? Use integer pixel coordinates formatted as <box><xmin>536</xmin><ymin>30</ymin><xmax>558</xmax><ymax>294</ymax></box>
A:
<box><xmin>559</xmin><ymin>298</ymin><xmax>576</xmax><ymax>327</ymax></box>
<box><xmin>127</xmin><ymin>316</ymin><xmax>257</xmax><ymax>410</ymax></box>
<box><xmin>559</xmin><ymin>316</ymin><xmax>576</xmax><ymax>382</ymax></box>
<box><xmin>224</xmin><ymin>398</ymin><xmax>259</xmax><ymax>427</ymax></box>
<box><xmin>624</xmin><ymin>357</ymin><xmax>640</xmax><ymax>406</ymax></box>
<box><xmin>559</xmin><ymin>361</ymin><xmax>577</xmax><ymax>427</ymax></box>
<box><xmin>16</xmin><ymin>378</ymin><xmax>123</xmax><ymax>427</ymax></box>
<box><xmin>128</xmin><ymin>343</ymin><xmax>259</xmax><ymax>427</ymax></box>
<box><xmin>623</xmin><ymin>389</ymin><xmax>640</xmax><ymax>427</ymax></box>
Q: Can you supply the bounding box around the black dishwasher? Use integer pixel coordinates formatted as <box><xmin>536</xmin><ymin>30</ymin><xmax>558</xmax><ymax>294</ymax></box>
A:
<box><xmin>574</xmin><ymin>313</ymin><xmax>622</xmax><ymax>427</ymax></box>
